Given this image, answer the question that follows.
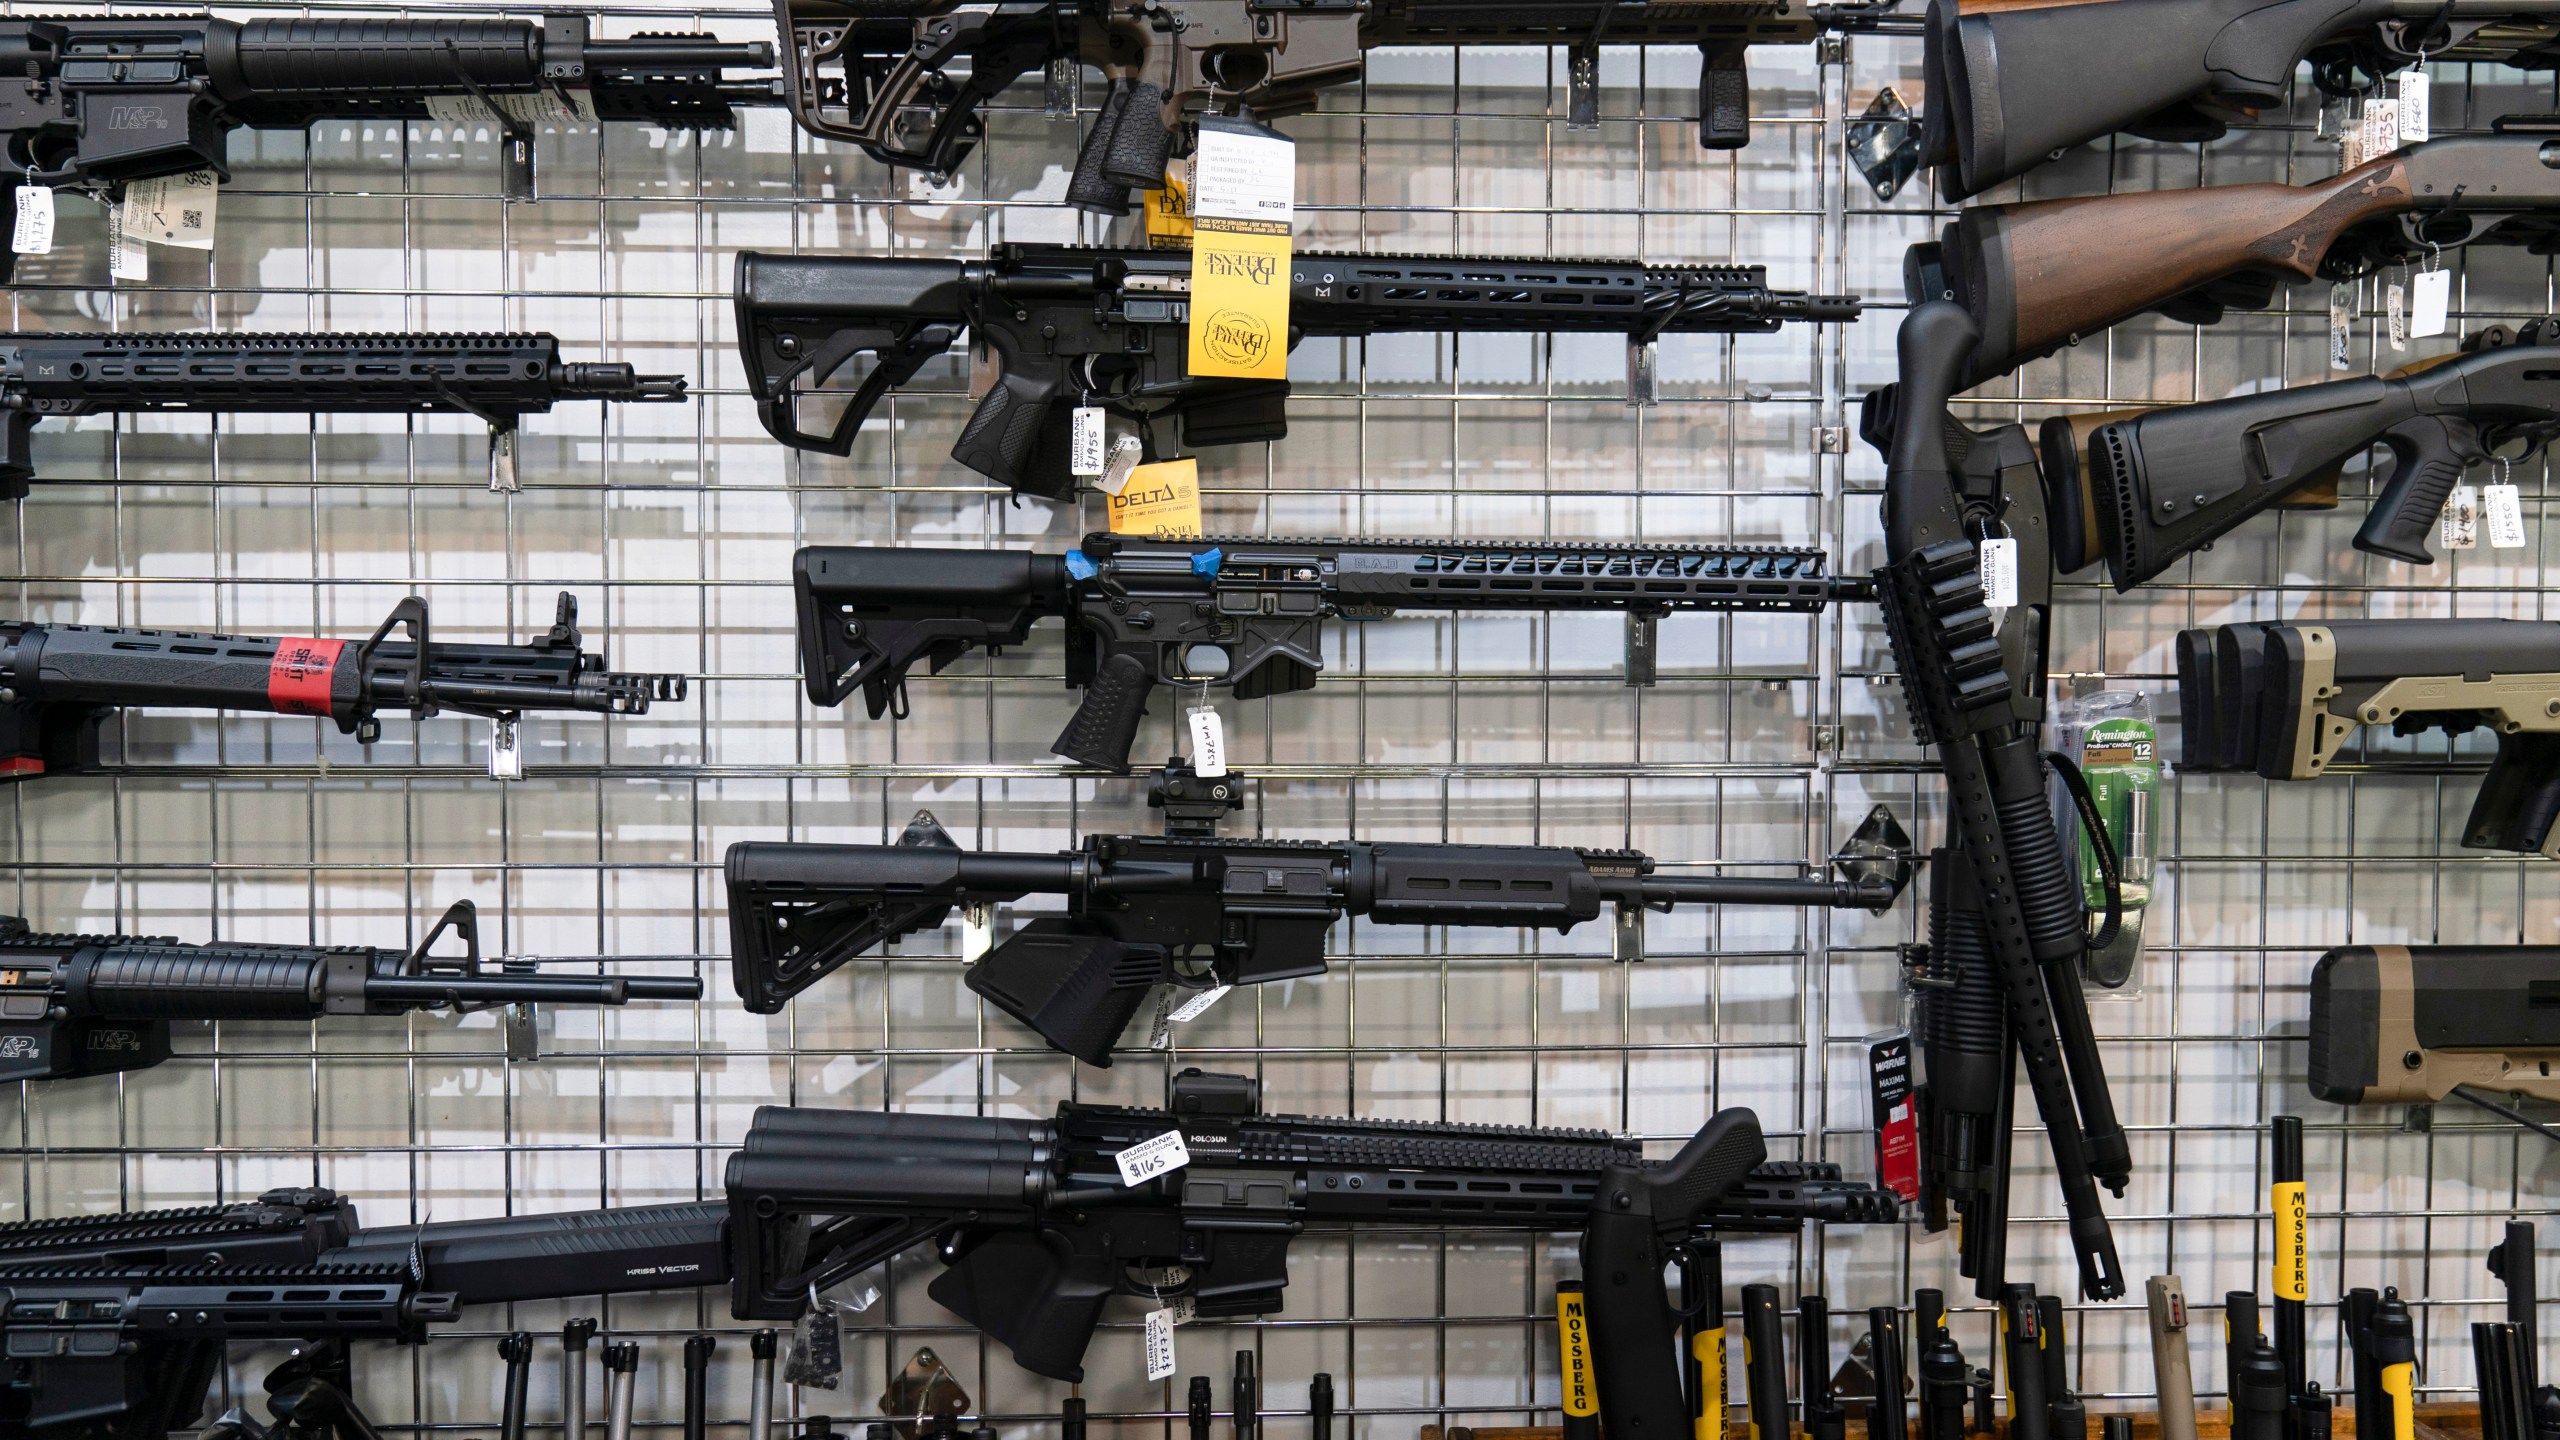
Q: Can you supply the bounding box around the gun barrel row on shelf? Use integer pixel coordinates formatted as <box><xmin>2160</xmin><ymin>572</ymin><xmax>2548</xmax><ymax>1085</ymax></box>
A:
<box><xmin>2</xmin><ymin>0</ymin><xmax>2557</xmax><ymax>1436</ymax></box>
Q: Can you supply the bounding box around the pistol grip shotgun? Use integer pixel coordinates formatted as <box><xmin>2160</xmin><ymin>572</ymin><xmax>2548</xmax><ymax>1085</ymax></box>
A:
<box><xmin>1581</xmin><ymin>1112</ymin><xmax>1771</xmax><ymax>1440</ymax></box>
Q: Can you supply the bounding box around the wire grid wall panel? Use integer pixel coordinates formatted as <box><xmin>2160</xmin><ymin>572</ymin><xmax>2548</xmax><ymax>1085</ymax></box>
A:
<box><xmin>0</xmin><ymin>0</ymin><xmax>2534</xmax><ymax>1435</ymax></box>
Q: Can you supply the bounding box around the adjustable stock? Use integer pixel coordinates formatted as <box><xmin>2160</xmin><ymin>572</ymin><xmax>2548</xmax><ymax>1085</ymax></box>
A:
<box><xmin>792</xmin><ymin>546</ymin><xmax>1071</xmax><ymax>714</ymax></box>
<box><xmin>732</xmin><ymin>251</ymin><xmax>970</xmax><ymax>454</ymax></box>
<box><xmin>723</xmin><ymin>821</ymin><xmax>979</xmax><ymax>1012</ymax></box>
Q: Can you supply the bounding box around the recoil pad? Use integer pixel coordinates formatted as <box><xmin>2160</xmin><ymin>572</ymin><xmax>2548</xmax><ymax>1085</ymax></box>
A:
<box><xmin>230</xmin><ymin>18</ymin><xmax>543</xmax><ymax>97</ymax></box>
<box><xmin>1050</xmin><ymin>652</ymin><xmax>1153</xmax><ymax>773</ymax></box>
<box><xmin>1099</xmin><ymin>82</ymin><xmax>1175</xmax><ymax>190</ymax></box>
<box><xmin>1068</xmin><ymin>86</ymin><xmax>1139</xmax><ymax>215</ymax></box>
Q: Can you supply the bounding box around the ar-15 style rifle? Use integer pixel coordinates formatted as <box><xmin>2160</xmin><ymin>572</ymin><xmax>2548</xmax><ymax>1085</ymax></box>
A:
<box><xmin>0</xmin><ymin>1185</ymin><xmax>731</xmax><ymax>1438</ymax></box>
<box><xmin>0</xmin><ymin>592</ymin><xmax>685</xmax><ymax>782</ymax></box>
<box><xmin>734</xmin><ymin>245</ymin><xmax>1859</xmax><ymax>499</ymax></box>
<box><xmin>0</xmin><ymin>331</ymin><xmax>685</xmax><ymax>497</ymax></box>
<box><xmin>1919</xmin><ymin>0</ymin><xmax>2560</xmax><ymax>199</ymax></box>
<box><xmin>725</xmin><ymin>798</ymin><xmax>1914</xmax><ymax>1063</ymax></box>
<box><xmin>726</xmin><ymin>1066</ymin><xmax>1900</xmax><ymax>1433</ymax></box>
<box><xmin>0</xmin><ymin>10</ymin><xmax>776</xmax><ymax>241</ymax></box>
<box><xmin>2176</xmin><ymin>618</ymin><xmax>2560</xmax><ymax>857</ymax></box>
<box><xmin>1868</xmin><ymin>301</ymin><xmax>2128</xmax><ymax>1301</ymax></box>
<box><xmin>0</xmin><ymin>898</ymin><xmax>701</xmax><ymax>1080</ymax></box>
<box><xmin>773</xmin><ymin>0</ymin><xmax>1913</xmax><ymax>213</ymax></box>
<box><xmin>1909</xmin><ymin>124</ymin><xmax>2560</xmax><ymax>387</ymax></box>
<box><xmin>2037</xmin><ymin>322</ymin><xmax>2560</xmax><ymax>587</ymax></box>
<box><xmin>794</xmin><ymin>535</ymin><xmax>1873</xmax><ymax>772</ymax></box>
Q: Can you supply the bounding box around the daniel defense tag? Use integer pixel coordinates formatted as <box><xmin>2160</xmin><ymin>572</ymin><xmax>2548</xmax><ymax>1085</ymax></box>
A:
<box><xmin>1186</xmin><ymin>117</ymin><xmax>1293</xmax><ymax>382</ymax></box>
<box><xmin>1116</xmin><ymin>1129</ymin><xmax>1192</xmax><ymax>1186</ymax></box>
<box><xmin>1107</xmin><ymin>457</ymin><xmax>1204</xmax><ymax>538</ymax></box>
<box><xmin>1145</xmin><ymin>154</ymin><xmax>1194</xmax><ymax>252</ymax></box>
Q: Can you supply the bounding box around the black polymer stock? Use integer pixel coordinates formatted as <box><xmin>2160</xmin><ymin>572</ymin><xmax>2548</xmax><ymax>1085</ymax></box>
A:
<box><xmin>1870</xmin><ymin>300</ymin><xmax>2127</xmax><ymax>1301</ymax></box>
<box><xmin>724</xmin><ymin>1068</ymin><xmax>1901</xmax><ymax>1429</ymax></box>
<box><xmin>732</xmin><ymin>245</ymin><xmax>1861</xmax><ymax>499</ymax></box>
<box><xmin>775</xmin><ymin>0</ymin><xmax>1914</xmax><ymax>212</ymax></box>
<box><xmin>722</xmin><ymin>810</ymin><xmax>1912</xmax><ymax>1063</ymax></box>
<box><xmin>0</xmin><ymin>898</ymin><xmax>701</xmax><ymax>1081</ymax></box>
<box><xmin>0</xmin><ymin>330</ymin><xmax>686</xmax><ymax>498</ymax></box>
<box><xmin>0</xmin><ymin>11</ymin><xmax>775</xmax><ymax>228</ymax></box>
<box><xmin>793</xmin><ymin>536</ymin><xmax>1875</xmax><ymax>772</ymax></box>
<box><xmin>0</xmin><ymin>591</ymin><xmax>684</xmax><ymax>781</ymax></box>
<box><xmin>0</xmin><ymin>1186</ymin><xmax>732</xmax><ymax>1437</ymax></box>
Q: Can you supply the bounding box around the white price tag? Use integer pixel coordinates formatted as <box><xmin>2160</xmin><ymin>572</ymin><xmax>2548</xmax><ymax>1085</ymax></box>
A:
<box><xmin>1190</xmin><ymin>119</ymin><xmax>1296</xmax><ymax>225</ymax></box>
<box><xmin>2399</xmin><ymin>70</ymin><xmax>2429</xmax><ymax>143</ymax></box>
<box><xmin>1071</xmin><ymin>406</ymin><xmax>1107</xmax><ymax>476</ymax></box>
<box><xmin>2339</xmin><ymin>123</ymin><xmax>2366</xmax><ymax>172</ymax></box>
<box><xmin>120</xmin><ymin>170</ymin><xmax>217</xmax><ymax>249</ymax></box>
<box><xmin>1186</xmin><ymin>705</ymin><xmax>1227</xmax><ymax>777</ymax></box>
<box><xmin>1977</xmin><ymin>537</ymin><xmax>2018</xmax><ymax>610</ymax></box>
<box><xmin>1115</xmin><ymin>1129</ymin><xmax>1192</xmax><ymax>1186</ymax></box>
<box><xmin>2486</xmin><ymin>482</ymin><xmax>2528</xmax><ymax>548</ymax></box>
<box><xmin>106</xmin><ymin>205</ymin><xmax>146</xmax><ymax>281</ymax></box>
<box><xmin>1168</xmin><ymin>984</ymin><xmax>1231</xmax><ymax>1023</ymax></box>
<box><xmin>1147</xmin><ymin>987</ymin><xmax>1179</xmax><ymax>1050</ymax></box>
<box><xmin>2361</xmin><ymin>97</ymin><xmax>2399</xmax><ymax>158</ymax></box>
<box><xmin>11</xmin><ymin>186</ymin><xmax>51</xmax><ymax>256</ymax></box>
<box><xmin>1097</xmin><ymin>436</ymin><xmax>1146</xmax><ymax>495</ymax></box>
<box><xmin>2330</xmin><ymin>282</ymin><xmax>2355</xmax><ymax>370</ymax></box>
<box><xmin>2411</xmin><ymin>269</ymin><xmax>2451</xmax><ymax>338</ymax></box>
<box><xmin>2442</xmin><ymin>483</ymin><xmax>2478</xmax><ymax>551</ymax></box>
<box><xmin>1144</xmin><ymin>1306</ymin><xmax>1180</xmax><ymax>1381</ymax></box>
<box><xmin>962</xmin><ymin>902</ymin><xmax>995</xmax><ymax>961</ymax></box>
<box><xmin>2386</xmin><ymin>281</ymin><xmax>2407</xmax><ymax>352</ymax></box>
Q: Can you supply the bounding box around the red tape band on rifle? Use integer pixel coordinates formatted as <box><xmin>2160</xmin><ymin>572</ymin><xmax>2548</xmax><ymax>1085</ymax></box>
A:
<box><xmin>268</xmin><ymin>638</ymin><xmax>345</xmax><ymax>716</ymax></box>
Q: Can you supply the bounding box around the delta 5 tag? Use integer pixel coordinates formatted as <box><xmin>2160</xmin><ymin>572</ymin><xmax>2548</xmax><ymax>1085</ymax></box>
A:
<box><xmin>2411</xmin><ymin>267</ymin><xmax>2451</xmax><ymax>338</ymax></box>
<box><xmin>2399</xmin><ymin>69</ymin><xmax>2429</xmax><ymax>143</ymax></box>
<box><xmin>1186</xmin><ymin>705</ymin><xmax>1227</xmax><ymax>776</ymax></box>
<box><xmin>1977</xmin><ymin>536</ymin><xmax>2018</xmax><ymax>609</ymax></box>
<box><xmin>1116</xmin><ymin>1129</ymin><xmax>1192</xmax><ymax>1186</ymax></box>
<box><xmin>11</xmin><ymin>186</ymin><xmax>51</xmax><ymax>256</ymax></box>
<box><xmin>1187</xmin><ymin>116</ymin><xmax>1294</xmax><ymax>382</ymax></box>
<box><xmin>2441</xmin><ymin>483</ymin><xmax>2478</xmax><ymax>550</ymax></box>
<box><xmin>1071</xmin><ymin>406</ymin><xmax>1108</xmax><ymax>476</ymax></box>
<box><xmin>1108</xmin><ymin>457</ymin><xmax>1203</xmax><ymax>538</ymax></box>
<box><xmin>121</xmin><ymin>170</ymin><xmax>217</xmax><ymax>249</ymax></box>
<box><xmin>2486</xmin><ymin>481</ymin><xmax>2528</xmax><ymax>548</ymax></box>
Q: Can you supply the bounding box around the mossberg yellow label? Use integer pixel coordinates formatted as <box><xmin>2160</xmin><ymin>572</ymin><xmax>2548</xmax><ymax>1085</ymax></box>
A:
<box><xmin>1105</xmin><ymin>458</ymin><xmax>1202</xmax><ymax>538</ymax></box>
<box><xmin>1557</xmin><ymin>1291</ymin><xmax>1597</xmax><ymax>1419</ymax></box>
<box><xmin>1695</xmin><ymin>1324</ymin><xmax>1728</xmax><ymax>1440</ymax></box>
<box><xmin>2273</xmin><ymin>1180</ymin><xmax>2309</xmax><ymax>1301</ymax></box>
<box><xmin>2383</xmin><ymin>1363</ymin><xmax>2415</xmax><ymax>1440</ymax></box>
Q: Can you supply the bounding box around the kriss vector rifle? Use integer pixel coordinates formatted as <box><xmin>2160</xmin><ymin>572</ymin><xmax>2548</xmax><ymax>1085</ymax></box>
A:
<box><xmin>0</xmin><ymin>899</ymin><xmax>701</xmax><ymax>1081</ymax></box>
<box><xmin>795</xmin><ymin>536</ymin><xmax>1873</xmax><ymax>772</ymax></box>
<box><xmin>0</xmin><ymin>10</ymin><xmax>776</xmax><ymax>242</ymax></box>
<box><xmin>735</xmin><ymin>245</ymin><xmax>1859</xmax><ymax>499</ymax></box>
<box><xmin>725</xmin><ymin>1066</ymin><xmax>1900</xmax><ymax>1438</ymax></box>
<box><xmin>773</xmin><ymin>0</ymin><xmax>1912</xmax><ymax>213</ymax></box>
<box><xmin>2038</xmin><ymin>321</ymin><xmax>2560</xmax><ymax>588</ymax></box>
<box><xmin>0</xmin><ymin>592</ymin><xmax>685</xmax><ymax>782</ymax></box>
<box><xmin>2309</xmin><ymin>943</ymin><xmax>2560</xmax><ymax>1122</ymax></box>
<box><xmin>2176</xmin><ymin>619</ymin><xmax>2560</xmax><ymax>857</ymax></box>
<box><xmin>0</xmin><ymin>330</ymin><xmax>685</xmax><ymax>497</ymax></box>
<box><xmin>0</xmin><ymin>1185</ymin><xmax>732</xmax><ymax>1438</ymax></box>
<box><xmin>1869</xmin><ymin>301</ymin><xmax>2129</xmax><ymax>1302</ymax></box>
<box><xmin>1908</xmin><ymin>124</ymin><xmax>2560</xmax><ymax>386</ymax></box>
<box><xmin>1919</xmin><ymin>0</ymin><xmax>2560</xmax><ymax>199</ymax></box>
<box><xmin>725</xmin><ymin>794</ymin><xmax>1913</xmax><ymax>1063</ymax></box>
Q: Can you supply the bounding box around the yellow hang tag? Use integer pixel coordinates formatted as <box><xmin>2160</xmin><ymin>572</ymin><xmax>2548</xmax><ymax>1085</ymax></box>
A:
<box><xmin>2272</xmin><ymin>1180</ymin><xmax>2308</xmax><ymax>1301</ymax></box>
<box><xmin>1106</xmin><ymin>457</ymin><xmax>1202</xmax><ymax>538</ymax></box>
<box><xmin>1144</xmin><ymin>155</ymin><xmax>1193</xmax><ymax>252</ymax></box>
<box><xmin>1694</xmin><ymin>1324</ymin><xmax>1728</xmax><ymax>1440</ymax></box>
<box><xmin>1555</xmin><ymin>1288</ymin><xmax>1597</xmax><ymax>1419</ymax></box>
<box><xmin>1187</xmin><ymin>118</ymin><xmax>1293</xmax><ymax>381</ymax></box>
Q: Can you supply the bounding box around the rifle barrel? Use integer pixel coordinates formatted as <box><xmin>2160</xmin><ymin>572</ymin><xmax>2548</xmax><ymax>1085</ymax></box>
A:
<box><xmin>1642</xmin><ymin>874</ymin><xmax>1896</xmax><ymax>908</ymax></box>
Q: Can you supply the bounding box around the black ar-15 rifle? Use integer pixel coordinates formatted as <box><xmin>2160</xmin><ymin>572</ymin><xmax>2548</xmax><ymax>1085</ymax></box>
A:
<box><xmin>773</xmin><ymin>0</ymin><xmax>1913</xmax><ymax>213</ymax></box>
<box><xmin>0</xmin><ymin>899</ymin><xmax>701</xmax><ymax>1080</ymax></box>
<box><xmin>0</xmin><ymin>592</ymin><xmax>684</xmax><ymax>782</ymax></box>
<box><xmin>0</xmin><ymin>1185</ymin><xmax>731</xmax><ymax>1438</ymax></box>
<box><xmin>734</xmin><ymin>245</ymin><xmax>1860</xmax><ymax>499</ymax></box>
<box><xmin>1868</xmin><ymin>301</ymin><xmax>2127</xmax><ymax>1302</ymax></box>
<box><xmin>0</xmin><ymin>10</ymin><xmax>776</xmax><ymax>239</ymax></box>
<box><xmin>0</xmin><ymin>331</ymin><xmax>684</xmax><ymax>497</ymax></box>
<box><xmin>725</xmin><ymin>1066</ymin><xmax>1901</xmax><ymax>1439</ymax></box>
<box><xmin>795</xmin><ymin>535</ymin><xmax>1873</xmax><ymax>772</ymax></box>
<box><xmin>725</xmin><ymin>802</ymin><xmax>1913</xmax><ymax>1063</ymax></box>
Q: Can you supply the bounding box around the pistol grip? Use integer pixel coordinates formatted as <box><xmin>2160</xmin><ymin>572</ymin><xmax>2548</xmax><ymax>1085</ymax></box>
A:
<box><xmin>1068</xmin><ymin>83</ymin><xmax>1138</xmax><ymax>215</ymax></box>
<box><xmin>2355</xmin><ymin>415</ymin><xmax>2478</xmax><ymax>565</ymax></box>
<box><xmin>1699</xmin><ymin>44</ymin><xmax>1749</xmax><ymax>150</ymax></box>
<box><xmin>1099</xmin><ymin>81</ymin><xmax>1175</xmax><ymax>189</ymax></box>
<box><xmin>952</xmin><ymin>364</ymin><xmax>1063</xmax><ymax>490</ymax></box>
<box><xmin>2464</xmin><ymin>732</ymin><xmax>2560</xmax><ymax>858</ymax></box>
<box><xmin>1050</xmin><ymin>651</ymin><xmax>1154</xmax><ymax>773</ymax></box>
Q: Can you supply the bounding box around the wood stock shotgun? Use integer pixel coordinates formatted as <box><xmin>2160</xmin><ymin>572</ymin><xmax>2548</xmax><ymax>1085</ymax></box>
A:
<box><xmin>1913</xmin><ymin>123</ymin><xmax>2560</xmax><ymax>385</ymax></box>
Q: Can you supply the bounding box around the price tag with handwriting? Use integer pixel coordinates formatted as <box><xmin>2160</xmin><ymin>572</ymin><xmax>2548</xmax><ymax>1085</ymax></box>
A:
<box><xmin>1116</xmin><ymin>1129</ymin><xmax>1192</xmax><ymax>1186</ymax></box>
